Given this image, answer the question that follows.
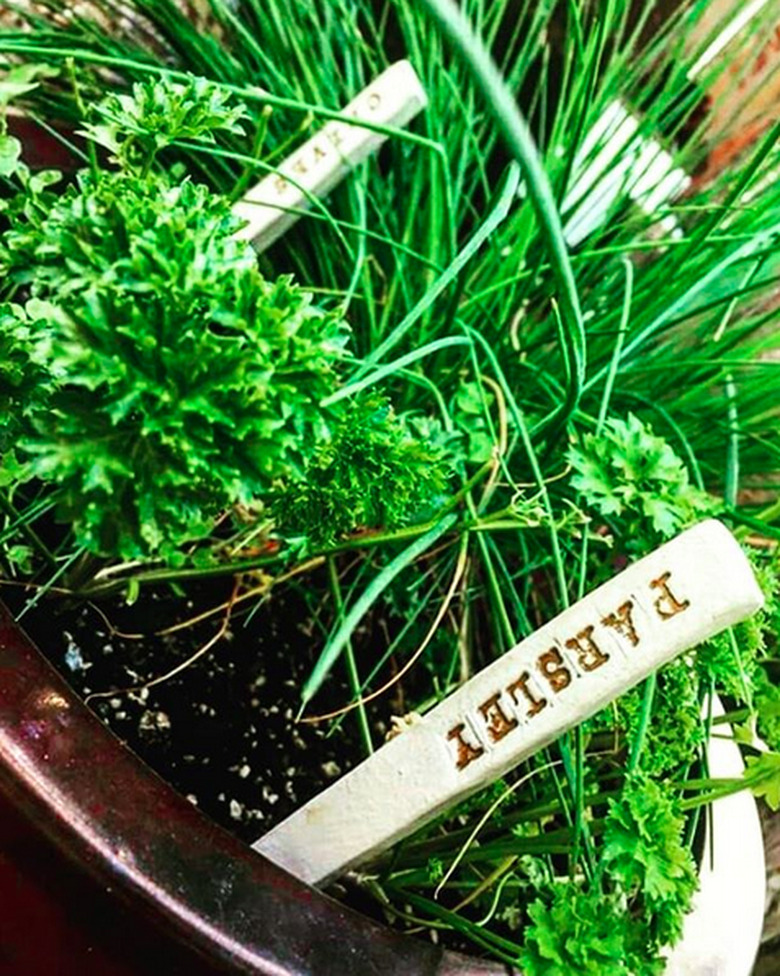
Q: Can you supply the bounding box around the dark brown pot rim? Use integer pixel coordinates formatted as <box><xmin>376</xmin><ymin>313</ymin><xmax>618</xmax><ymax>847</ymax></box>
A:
<box><xmin>0</xmin><ymin>602</ymin><xmax>506</xmax><ymax>976</ymax></box>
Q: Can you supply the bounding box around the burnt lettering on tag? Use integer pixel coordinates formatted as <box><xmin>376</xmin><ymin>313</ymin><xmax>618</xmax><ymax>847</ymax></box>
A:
<box><xmin>447</xmin><ymin>722</ymin><xmax>485</xmax><ymax>771</ymax></box>
<box><xmin>651</xmin><ymin>572</ymin><xmax>690</xmax><ymax>620</ymax></box>
<box><xmin>537</xmin><ymin>647</ymin><xmax>573</xmax><ymax>692</ymax></box>
<box><xmin>478</xmin><ymin>693</ymin><xmax>519</xmax><ymax>743</ymax></box>
<box><xmin>506</xmin><ymin>671</ymin><xmax>548</xmax><ymax>719</ymax></box>
<box><xmin>602</xmin><ymin>600</ymin><xmax>640</xmax><ymax>647</ymax></box>
<box><xmin>565</xmin><ymin>626</ymin><xmax>609</xmax><ymax>672</ymax></box>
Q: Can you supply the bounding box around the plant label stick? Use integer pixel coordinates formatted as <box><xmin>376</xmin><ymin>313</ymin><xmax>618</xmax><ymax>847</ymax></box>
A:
<box><xmin>232</xmin><ymin>61</ymin><xmax>428</xmax><ymax>250</ymax></box>
<box><xmin>562</xmin><ymin>0</ymin><xmax>774</xmax><ymax>244</ymax></box>
<box><xmin>253</xmin><ymin>519</ymin><xmax>763</xmax><ymax>886</ymax></box>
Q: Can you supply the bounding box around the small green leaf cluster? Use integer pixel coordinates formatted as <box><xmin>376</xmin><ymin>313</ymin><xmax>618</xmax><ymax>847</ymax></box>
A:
<box><xmin>696</xmin><ymin>620</ymin><xmax>759</xmax><ymax>704</ymax></box>
<box><xmin>568</xmin><ymin>413</ymin><xmax>714</xmax><ymax>541</ymax></box>
<box><xmin>744</xmin><ymin>751</ymin><xmax>780</xmax><ymax>811</ymax></box>
<box><xmin>0</xmin><ymin>65</ymin><xmax>58</xmax><ymax>180</ymax></box>
<box><xmin>588</xmin><ymin>656</ymin><xmax>704</xmax><ymax>778</ymax></box>
<box><xmin>697</xmin><ymin>547</ymin><xmax>780</xmax><ymax>743</ymax></box>
<box><xmin>82</xmin><ymin>74</ymin><xmax>248</xmax><ymax>170</ymax></box>
<box><xmin>426</xmin><ymin>856</ymin><xmax>445</xmax><ymax>884</ymax></box>
<box><xmin>0</xmin><ymin>63</ymin><xmax>58</xmax><ymax>113</ymax></box>
<box><xmin>754</xmin><ymin>670</ymin><xmax>780</xmax><ymax>752</ymax></box>
<box><xmin>0</xmin><ymin>131</ymin><xmax>22</xmax><ymax>179</ymax></box>
<box><xmin>521</xmin><ymin>886</ymin><xmax>642</xmax><ymax>976</ymax></box>
<box><xmin>271</xmin><ymin>395</ymin><xmax>451</xmax><ymax>548</ymax></box>
<box><xmin>0</xmin><ymin>66</ymin><xmax>57</xmax><ymax>182</ymax></box>
<box><xmin>0</xmin><ymin>303</ymin><xmax>51</xmax><ymax>471</ymax></box>
<box><xmin>452</xmin><ymin>380</ymin><xmax>495</xmax><ymax>464</ymax></box>
<box><xmin>588</xmin><ymin>547</ymin><xmax>780</xmax><ymax>777</ymax></box>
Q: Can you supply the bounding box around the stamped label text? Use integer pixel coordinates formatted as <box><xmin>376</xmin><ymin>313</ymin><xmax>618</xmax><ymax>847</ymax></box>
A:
<box><xmin>446</xmin><ymin>572</ymin><xmax>689</xmax><ymax>771</ymax></box>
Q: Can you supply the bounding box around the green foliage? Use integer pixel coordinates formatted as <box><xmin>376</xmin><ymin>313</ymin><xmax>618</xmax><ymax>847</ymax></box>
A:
<box><xmin>751</xmin><ymin>552</ymin><xmax>780</xmax><ymax>746</ymax></box>
<box><xmin>744</xmin><ymin>751</ymin><xmax>780</xmax><ymax>811</ymax></box>
<box><xmin>82</xmin><ymin>73</ymin><xmax>248</xmax><ymax>170</ymax></box>
<box><xmin>696</xmin><ymin>622</ymin><xmax>757</xmax><ymax>704</ymax></box>
<box><xmin>0</xmin><ymin>84</ymin><xmax>350</xmax><ymax>558</ymax></box>
<box><xmin>0</xmin><ymin>75</ymin><xmax>456</xmax><ymax>564</ymax></box>
<box><xmin>0</xmin><ymin>63</ymin><xmax>58</xmax><ymax>112</ymax></box>
<box><xmin>426</xmin><ymin>856</ymin><xmax>444</xmax><ymax>884</ymax></box>
<box><xmin>568</xmin><ymin>414</ymin><xmax>714</xmax><ymax>541</ymax></box>
<box><xmin>0</xmin><ymin>303</ymin><xmax>48</xmax><ymax>435</ymax></box>
<box><xmin>0</xmin><ymin>132</ymin><xmax>22</xmax><ymax>179</ymax></box>
<box><xmin>697</xmin><ymin>546</ymin><xmax>780</xmax><ymax>726</ymax></box>
<box><xmin>522</xmin><ymin>776</ymin><xmax>695</xmax><ymax>976</ymax></box>
<box><xmin>0</xmin><ymin>302</ymin><xmax>52</xmax><ymax>484</ymax></box>
<box><xmin>590</xmin><ymin>657</ymin><xmax>704</xmax><ymax>777</ymax></box>
<box><xmin>0</xmin><ymin>64</ymin><xmax>58</xmax><ymax>180</ymax></box>
<box><xmin>4</xmin><ymin>2</ymin><xmax>780</xmax><ymax>969</ymax></box>
<box><xmin>452</xmin><ymin>380</ymin><xmax>496</xmax><ymax>464</ymax></box>
<box><xmin>521</xmin><ymin>885</ymin><xmax>642</xmax><ymax>976</ymax></box>
<box><xmin>642</xmin><ymin>662</ymin><xmax>706</xmax><ymax>777</ymax></box>
<box><xmin>6</xmin><ymin>169</ymin><xmax>348</xmax><ymax>556</ymax></box>
<box><xmin>271</xmin><ymin>395</ymin><xmax>450</xmax><ymax>548</ymax></box>
<box><xmin>603</xmin><ymin>773</ymin><xmax>698</xmax><ymax>947</ymax></box>
<box><xmin>755</xmin><ymin>670</ymin><xmax>780</xmax><ymax>752</ymax></box>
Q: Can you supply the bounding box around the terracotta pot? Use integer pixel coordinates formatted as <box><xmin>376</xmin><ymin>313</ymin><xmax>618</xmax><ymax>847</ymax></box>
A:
<box><xmin>0</xmin><ymin>602</ymin><xmax>766</xmax><ymax>975</ymax></box>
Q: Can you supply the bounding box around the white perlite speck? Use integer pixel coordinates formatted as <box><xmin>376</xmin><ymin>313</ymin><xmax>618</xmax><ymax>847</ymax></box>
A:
<box><xmin>253</xmin><ymin>520</ymin><xmax>764</xmax><ymax>886</ymax></box>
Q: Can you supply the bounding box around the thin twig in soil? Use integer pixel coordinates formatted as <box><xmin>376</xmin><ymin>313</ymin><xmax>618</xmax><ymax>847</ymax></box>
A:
<box><xmin>84</xmin><ymin>576</ymin><xmax>241</xmax><ymax>703</ymax></box>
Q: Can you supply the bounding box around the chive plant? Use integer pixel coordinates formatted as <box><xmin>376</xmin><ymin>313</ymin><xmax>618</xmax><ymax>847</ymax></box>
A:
<box><xmin>2</xmin><ymin>0</ymin><xmax>780</xmax><ymax>970</ymax></box>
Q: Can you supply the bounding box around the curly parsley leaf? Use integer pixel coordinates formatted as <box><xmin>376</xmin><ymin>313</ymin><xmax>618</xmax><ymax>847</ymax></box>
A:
<box><xmin>603</xmin><ymin>772</ymin><xmax>697</xmax><ymax>946</ymax></box>
<box><xmin>522</xmin><ymin>886</ymin><xmax>639</xmax><ymax>976</ymax></box>
<box><xmin>271</xmin><ymin>394</ymin><xmax>451</xmax><ymax>548</ymax></box>
<box><xmin>589</xmin><ymin>656</ymin><xmax>704</xmax><ymax>777</ymax></box>
<box><xmin>568</xmin><ymin>413</ymin><xmax>714</xmax><ymax>541</ymax></box>
<box><xmin>744</xmin><ymin>752</ymin><xmax>780</xmax><ymax>811</ymax></box>
<box><xmin>82</xmin><ymin>73</ymin><xmax>247</xmax><ymax>170</ymax></box>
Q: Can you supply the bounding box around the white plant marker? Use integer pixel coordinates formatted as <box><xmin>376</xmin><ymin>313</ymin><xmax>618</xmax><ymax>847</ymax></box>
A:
<box><xmin>561</xmin><ymin>0</ymin><xmax>773</xmax><ymax>246</ymax></box>
<box><xmin>231</xmin><ymin>61</ymin><xmax>428</xmax><ymax>250</ymax></box>
<box><xmin>562</xmin><ymin>101</ymin><xmax>691</xmax><ymax>246</ymax></box>
<box><xmin>253</xmin><ymin>520</ymin><xmax>763</xmax><ymax>886</ymax></box>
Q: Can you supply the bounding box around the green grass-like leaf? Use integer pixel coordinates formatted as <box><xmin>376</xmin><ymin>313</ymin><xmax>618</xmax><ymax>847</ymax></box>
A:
<box><xmin>301</xmin><ymin>513</ymin><xmax>456</xmax><ymax>709</ymax></box>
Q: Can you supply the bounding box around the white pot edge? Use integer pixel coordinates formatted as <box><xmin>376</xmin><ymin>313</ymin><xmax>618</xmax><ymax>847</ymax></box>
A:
<box><xmin>664</xmin><ymin>696</ymin><xmax>765</xmax><ymax>976</ymax></box>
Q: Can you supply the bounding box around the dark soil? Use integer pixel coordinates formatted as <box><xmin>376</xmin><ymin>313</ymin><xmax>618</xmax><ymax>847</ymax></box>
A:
<box><xmin>12</xmin><ymin>582</ymin><xmax>394</xmax><ymax>847</ymax></box>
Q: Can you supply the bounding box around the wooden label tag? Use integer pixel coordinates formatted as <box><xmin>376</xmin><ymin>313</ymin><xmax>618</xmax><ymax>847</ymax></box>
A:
<box><xmin>253</xmin><ymin>520</ymin><xmax>763</xmax><ymax>886</ymax></box>
<box><xmin>232</xmin><ymin>60</ymin><xmax>428</xmax><ymax>250</ymax></box>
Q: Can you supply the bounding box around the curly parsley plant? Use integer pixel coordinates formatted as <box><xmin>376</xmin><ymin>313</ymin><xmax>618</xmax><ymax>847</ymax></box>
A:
<box><xmin>0</xmin><ymin>78</ymin><xmax>351</xmax><ymax>558</ymax></box>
